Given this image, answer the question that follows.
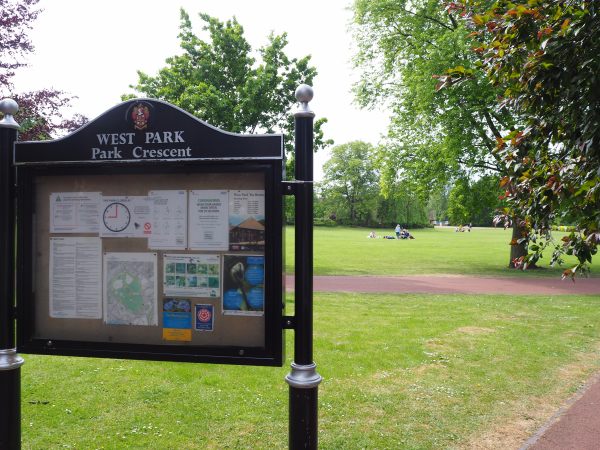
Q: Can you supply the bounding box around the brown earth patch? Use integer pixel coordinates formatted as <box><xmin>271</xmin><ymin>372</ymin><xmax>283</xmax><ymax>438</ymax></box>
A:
<box><xmin>456</xmin><ymin>326</ymin><xmax>496</xmax><ymax>335</ymax></box>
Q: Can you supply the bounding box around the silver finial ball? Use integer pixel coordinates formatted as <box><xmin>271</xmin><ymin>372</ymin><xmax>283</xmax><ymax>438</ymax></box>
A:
<box><xmin>295</xmin><ymin>84</ymin><xmax>313</xmax><ymax>103</ymax></box>
<box><xmin>0</xmin><ymin>98</ymin><xmax>19</xmax><ymax>116</ymax></box>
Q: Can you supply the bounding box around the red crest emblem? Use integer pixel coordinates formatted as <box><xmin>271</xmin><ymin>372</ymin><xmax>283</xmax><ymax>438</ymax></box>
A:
<box><xmin>131</xmin><ymin>103</ymin><xmax>150</xmax><ymax>130</ymax></box>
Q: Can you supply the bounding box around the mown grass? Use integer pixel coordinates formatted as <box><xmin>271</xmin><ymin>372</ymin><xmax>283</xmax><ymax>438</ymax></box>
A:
<box><xmin>22</xmin><ymin>293</ymin><xmax>600</xmax><ymax>449</ymax></box>
<box><xmin>286</xmin><ymin>226</ymin><xmax>597</xmax><ymax>277</ymax></box>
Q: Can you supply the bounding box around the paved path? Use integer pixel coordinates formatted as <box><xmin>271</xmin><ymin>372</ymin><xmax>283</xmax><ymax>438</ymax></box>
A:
<box><xmin>285</xmin><ymin>274</ymin><xmax>600</xmax><ymax>295</ymax></box>
<box><xmin>285</xmin><ymin>274</ymin><xmax>600</xmax><ymax>449</ymax></box>
<box><xmin>524</xmin><ymin>375</ymin><xmax>600</xmax><ymax>450</ymax></box>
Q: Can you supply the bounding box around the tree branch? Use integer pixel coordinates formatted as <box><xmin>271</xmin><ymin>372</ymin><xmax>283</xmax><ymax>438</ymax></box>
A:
<box><xmin>447</xmin><ymin>11</ymin><xmax>459</xmax><ymax>30</ymax></box>
<box><xmin>483</xmin><ymin>110</ymin><xmax>503</xmax><ymax>140</ymax></box>
<box><xmin>403</xmin><ymin>8</ymin><xmax>457</xmax><ymax>32</ymax></box>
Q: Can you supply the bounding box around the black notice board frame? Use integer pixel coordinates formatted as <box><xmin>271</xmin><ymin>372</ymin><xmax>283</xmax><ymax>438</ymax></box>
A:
<box><xmin>14</xmin><ymin>99</ymin><xmax>286</xmax><ymax>367</ymax></box>
<box><xmin>16</xmin><ymin>162</ymin><xmax>285</xmax><ymax>366</ymax></box>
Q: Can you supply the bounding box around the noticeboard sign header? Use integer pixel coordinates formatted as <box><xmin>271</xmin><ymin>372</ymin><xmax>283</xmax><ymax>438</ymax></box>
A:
<box><xmin>14</xmin><ymin>99</ymin><xmax>284</xmax><ymax>165</ymax></box>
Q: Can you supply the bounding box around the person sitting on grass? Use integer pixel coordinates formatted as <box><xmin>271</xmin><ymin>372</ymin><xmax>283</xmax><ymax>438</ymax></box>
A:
<box><xmin>400</xmin><ymin>228</ymin><xmax>415</xmax><ymax>239</ymax></box>
<box><xmin>368</xmin><ymin>231</ymin><xmax>377</xmax><ymax>239</ymax></box>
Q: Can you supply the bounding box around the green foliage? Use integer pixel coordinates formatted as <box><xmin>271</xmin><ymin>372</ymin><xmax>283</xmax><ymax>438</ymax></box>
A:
<box><xmin>447</xmin><ymin>176</ymin><xmax>503</xmax><ymax>226</ymax></box>
<box><xmin>316</xmin><ymin>141</ymin><xmax>430</xmax><ymax>227</ymax></box>
<box><xmin>374</xmin><ymin>181</ymin><xmax>430</xmax><ymax>228</ymax></box>
<box><xmin>124</xmin><ymin>9</ymin><xmax>332</xmax><ymax>162</ymax></box>
<box><xmin>318</xmin><ymin>141</ymin><xmax>379</xmax><ymax>225</ymax></box>
<box><xmin>447</xmin><ymin>179</ymin><xmax>471</xmax><ymax>225</ymax></box>
<box><xmin>456</xmin><ymin>1</ymin><xmax>600</xmax><ymax>276</ymax></box>
<box><xmin>352</xmin><ymin>0</ymin><xmax>514</xmax><ymax>197</ymax></box>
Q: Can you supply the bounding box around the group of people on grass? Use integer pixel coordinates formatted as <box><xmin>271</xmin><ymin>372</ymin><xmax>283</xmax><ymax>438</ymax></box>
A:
<box><xmin>455</xmin><ymin>223</ymin><xmax>472</xmax><ymax>232</ymax></box>
<box><xmin>367</xmin><ymin>224</ymin><xmax>414</xmax><ymax>240</ymax></box>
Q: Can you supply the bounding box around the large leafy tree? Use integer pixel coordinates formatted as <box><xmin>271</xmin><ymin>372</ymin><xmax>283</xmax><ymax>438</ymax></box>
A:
<box><xmin>446</xmin><ymin>175</ymin><xmax>503</xmax><ymax>226</ymax></box>
<box><xmin>124</xmin><ymin>9</ymin><xmax>331</xmax><ymax>163</ymax></box>
<box><xmin>374</xmin><ymin>180</ymin><xmax>430</xmax><ymax>228</ymax></box>
<box><xmin>351</xmin><ymin>0</ymin><xmax>536</xmax><ymax>267</ymax></box>
<box><xmin>456</xmin><ymin>1</ymin><xmax>599</xmax><ymax>276</ymax></box>
<box><xmin>352</xmin><ymin>0</ymin><xmax>513</xmax><ymax>193</ymax></box>
<box><xmin>0</xmin><ymin>0</ymin><xmax>86</xmax><ymax>140</ymax></box>
<box><xmin>319</xmin><ymin>141</ymin><xmax>379</xmax><ymax>226</ymax></box>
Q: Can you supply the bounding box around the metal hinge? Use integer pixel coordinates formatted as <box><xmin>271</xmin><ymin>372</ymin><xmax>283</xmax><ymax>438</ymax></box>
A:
<box><xmin>282</xmin><ymin>180</ymin><xmax>313</xmax><ymax>196</ymax></box>
<box><xmin>282</xmin><ymin>316</ymin><xmax>296</xmax><ymax>329</ymax></box>
<box><xmin>282</xmin><ymin>181</ymin><xmax>298</xmax><ymax>196</ymax></box>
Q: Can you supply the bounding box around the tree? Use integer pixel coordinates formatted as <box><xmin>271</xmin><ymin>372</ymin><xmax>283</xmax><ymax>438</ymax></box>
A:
<box><xmin>447</xmin><ymin>179</ymin><xmax>471</xmax><ymax>226</ymax></box>
<box><xmin>0</xmin><ymin>0</ymin><xmax>86</xmax><ymax>140</ymax></box>
<box><xmin>375</xmin><ymin>182</ymin><xmax>430</xmax><ymax>228</ymax></box>
<box><xmin>351</xmin><ymin>0</ymin><xmax>531</xmax><ymax>267</ymax></box>
<box><xmin>319</xmin><ymin>141</ymin><xmax>379</xmax><ymax>226</ymax></box>
<box><xmin>455</xmin><ymin>1</ymin><xmax>599</xmax><ymax>276</ymax></box>
<box><xmin>446</xmin><ymin>175</ymin><xmax>503</xmax><ymax>226</ymax></box>
<box><xmin>124</xmin><ymin>9</ymin><xmax>332</xmax><ymax>165</ymax></box>
<box><xmin>352</xmin><ymin>0</ymin><xmax>514</xmax><ymax>192</ymax></box>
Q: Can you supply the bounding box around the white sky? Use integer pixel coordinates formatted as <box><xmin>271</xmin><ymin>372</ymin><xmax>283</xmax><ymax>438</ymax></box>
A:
<box><xmin>12</xmin><ymin>0</ymin><xmax>390</xmax><ymax>180</ymax></box>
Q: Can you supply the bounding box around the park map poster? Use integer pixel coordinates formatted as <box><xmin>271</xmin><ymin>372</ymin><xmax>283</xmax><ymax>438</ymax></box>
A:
<box><xmin>103</xmin><ymin>252</ymin><xmax>158</xmax><ymax>326</ymax></box>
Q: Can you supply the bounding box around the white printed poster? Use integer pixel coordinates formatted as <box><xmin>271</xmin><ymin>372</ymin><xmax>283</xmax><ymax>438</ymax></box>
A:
<box><xmin>188</xmin><ymin>190</ymin><xmax>229</xmax><ymax>250</ymax></box>
<box><xmin>103</xmin><ymin>252</ymin><xmax>158</xmax><ymax>326</ymax></box>
<box><xmin>49</xmin><ymin>237</ymin><xmax>102</xmax><ymax>319</ymax></box>
<box><xmin>50</xmin><ymin>192</ymin><xmax>101</xmax><ymax>233</ymax></box>
<box><xmin>163</xmin><ymin>254</ymin><xmax>220</xmax><ymax>298</ymax></box>
<box><xmin>229</xmin><ymin>190</ymin><xmax>265</xmax><ymax>251</ymax></box>
<box><xmin>100</xmin><ymin>196</ymin><xmax>153</xmax><ymax>238</ymax></box>
<box><xmin>148</xmin><ymin>190</ymin><xmax>187</xmax><ymax>249</ymax></box>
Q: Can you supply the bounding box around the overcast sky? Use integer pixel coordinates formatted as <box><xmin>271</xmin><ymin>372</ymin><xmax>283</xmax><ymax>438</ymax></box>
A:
<box><xmin>12</xmin><ymin>0</ymin><xmax>390</xmax><ymax>179</ymax></box>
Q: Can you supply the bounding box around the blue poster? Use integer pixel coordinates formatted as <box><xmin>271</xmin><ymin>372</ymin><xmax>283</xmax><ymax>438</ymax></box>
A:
<box><xmin>162</xmin><ymin>298</ymin><xmax>192</xmax><ymax>328</ymax></box>
<box><xmin>222</xmin><ymin>255</ymin><xmax>265</xmax><ymax>316</ymax></box>
<box><xmin>162</xmin><ymin>298</ymin><xmax>192</xmax><ymax>341</ymax></box>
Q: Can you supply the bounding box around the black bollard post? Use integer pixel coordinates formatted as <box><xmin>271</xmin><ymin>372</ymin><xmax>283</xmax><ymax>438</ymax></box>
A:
<box><xmin>285</xmin><ymin>85</ymin><xmax>322</xmax><ymax>449</ymax></box>
<box><xmin>0</xmin><ymin>99</ymin><xmax>24</xmax><ymax>450</ymax></box>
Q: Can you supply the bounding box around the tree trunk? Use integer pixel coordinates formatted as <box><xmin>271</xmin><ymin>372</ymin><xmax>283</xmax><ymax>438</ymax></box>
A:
<box><xmin>508</xmin><ymin>219</ymin><xmax>527</xmax><ymax>268</ymax></box>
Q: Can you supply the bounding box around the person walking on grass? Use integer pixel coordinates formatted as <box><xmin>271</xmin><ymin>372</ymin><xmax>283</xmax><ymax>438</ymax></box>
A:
<box><xmin>394</xmin><ymin>224</ymin><xmax>401</xmax><ymax>239</ymax></box>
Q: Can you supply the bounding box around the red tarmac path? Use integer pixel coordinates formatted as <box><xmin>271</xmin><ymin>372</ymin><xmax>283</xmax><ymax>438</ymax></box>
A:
<box><xmin>285</xmin><ymin>274</ymin><xmax>600</xmax><ymax>295</ymax></box>
<box><xmin>285</xmin><ymin>274</ymin><xmax>600</xmax><ymax>449</ymax></box>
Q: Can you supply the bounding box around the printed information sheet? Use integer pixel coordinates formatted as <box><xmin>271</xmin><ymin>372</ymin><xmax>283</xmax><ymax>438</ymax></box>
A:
<box><xmin>49</xmin><ymin>237</ymin><xmax>102</xmax><ymax>318</ymax></box>
<box><xmin>50</xmin><ymin>192</ymin><xmax>101</xmax><ymax>233</ymax></box>
<box><xmin>148</xmin><ymin>190</ymin><xmax>187</xmax><ymax>249</ymax></box>
<box><xmin>163</xmin><ymin>254</ymin><xmax>220</xmax><ymax>298</ymax></box>
<box><xmin>229</xmin><ymin>190</ymin><xmax>265</xmax><ymax>251</ymax></box>
<box><xmin>100</xmin><ymin>196</ymin><xmax>154</xmax><ymax>238</ymax></box>
<box><xmin>103</xmin><ymin>252</ymin><xmax>158</xmax><ymax>325</ymax></box>
<box><xmin>188</xmin><ymin>190</ymin><xmax>229</xmax><ymax>250</ymax></box>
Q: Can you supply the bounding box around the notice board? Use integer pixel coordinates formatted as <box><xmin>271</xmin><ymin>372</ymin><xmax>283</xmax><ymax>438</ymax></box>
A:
<box><xmin>15</xmin><ymin>99</ymin><xmax>285</xmax><ymax>366</ymax></box>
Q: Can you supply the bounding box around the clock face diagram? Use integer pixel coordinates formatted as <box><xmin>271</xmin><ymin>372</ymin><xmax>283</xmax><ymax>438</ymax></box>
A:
<box><xmin>103</xmin><ymin>202</ymin><xmax>131</xmax><ymax>232</ymax></box>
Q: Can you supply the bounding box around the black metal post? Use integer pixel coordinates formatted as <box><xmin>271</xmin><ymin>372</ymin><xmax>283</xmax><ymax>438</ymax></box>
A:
<box><xmin>0</xmin><ymin>99</ymin><xmax>23</xmax><ymax>450</ymax></box>
<box><xmin>285</xmin><ymin>85</ymin><xmax>322</xmax><ymax>449</ymax></box>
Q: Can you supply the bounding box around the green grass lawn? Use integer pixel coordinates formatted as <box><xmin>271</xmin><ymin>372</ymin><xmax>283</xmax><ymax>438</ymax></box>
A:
<box><xmin>286</xmin><ymin>226</ymin><xmax>597</xmax><ymax>277</ymax></box>
<box><xmin>22</xmin><ymin>293</ymin><xmax>600</xmax><ymax>449</ymax></box>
